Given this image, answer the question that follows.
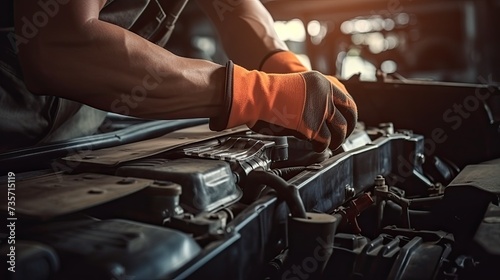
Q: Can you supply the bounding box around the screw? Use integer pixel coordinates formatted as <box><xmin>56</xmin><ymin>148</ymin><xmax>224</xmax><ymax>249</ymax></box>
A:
<box><xmin>416</xmin><ymin>153</ymin><xmax>425</xmax><ymax>165</ymax></box>
<box><xmin>307</xmin><ymin>163</ymin><xmax>322</xmax><ymax>170</ymax></box>
<box><xmin>154</xmin><ymin>180</ymin><xmax>171</xmax><ymax>186</ymax></box>
<box><xmin>83</xmin><ymin>174</ymin><xmax>103</xmax><ymax>180</ymax></box>
<box><xmin>374</xmin><ymin>175</ymin><xmax>388</xmax><ymax>193</ymax></box>
<box><xmin>117</xmin><ymin>178</ymin><xmax>136</xmax><ymax>185</ymax></box>
<box><xmin>207</xmin><ymin>213</ymin><xmax>219</xmax><ymax>220</ymax></box>
<box><xmin>88</xmin><ymin>188</ymin><xmax>104</xmax><ymax>194</ymax></box>
<box><xmin>345</xmin><ymin>184</ymin><xmax>355</xmax><ymax>200</ymax></box>
<box><xmin>374</xmin><ymin>175</ymin><xmax>385</xmax><ymax>186</ymax></box>
<box><xmin>379</xmin><ymin>122</ymin><xmax>394</xmax><ymax>134</ymax></box>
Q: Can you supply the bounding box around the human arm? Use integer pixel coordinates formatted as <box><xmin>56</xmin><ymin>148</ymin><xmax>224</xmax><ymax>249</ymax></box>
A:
<box><xmin>195</xmin><ymin>0</ymin><xmax>288</xmax><ymax>70</ymax></box>
<box><xmin>196</xmin><ymin>0</ymin><xmax>357</xmax><ymax>142</ymax></box>
<box><xmin>15</xmin><ymin>0</ymin><xmax>354</xmax><ymax>151</ymax></box>
<box><xmin>15</xmin><ymin>0</ymin><xmax>225</xmax><ymax>119</ymax></box>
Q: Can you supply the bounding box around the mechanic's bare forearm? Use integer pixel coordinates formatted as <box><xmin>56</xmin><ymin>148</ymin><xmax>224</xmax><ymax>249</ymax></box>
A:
<box><xmin>196</xmin><ymin>0</ymin><xmax>288</xmax><ymax>69</ymax></box>
<box><xmin>15</xmin><ymin>2</ymin><xmax>225</xmax><ymax>119</ymax></box>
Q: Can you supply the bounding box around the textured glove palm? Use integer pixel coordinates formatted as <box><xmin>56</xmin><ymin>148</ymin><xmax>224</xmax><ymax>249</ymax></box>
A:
<box><xmin>259</xmin><ymin>50</ymin><xmax>358</xmax><ymax>139</ymax></box>
<box><xmin>210</xmin><ymin>61</ymin><xmax>355</xmax><ymax>152</ymax></box>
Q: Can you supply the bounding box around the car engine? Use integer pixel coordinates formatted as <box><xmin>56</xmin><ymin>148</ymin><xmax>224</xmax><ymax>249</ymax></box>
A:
<box><xmin>1</xmin><ymin>77</ymin><xmax>499</xmax><ymax>280</ymax></box>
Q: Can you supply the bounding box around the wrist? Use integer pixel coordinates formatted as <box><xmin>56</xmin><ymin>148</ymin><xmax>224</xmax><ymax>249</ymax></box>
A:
<box><xmin>209</xmin><ymin>61</ymin><xmax>235</xmax><ymax>131</ymax></box>
<box><xmin>259</xmin><ymin>50</ymin><xmax>309</xmax><ymax>73</ymax></box>
<box><xmin>229</xmin><ymin>65</ymin><xmax>305</xmax><ymax>129</ymax></box>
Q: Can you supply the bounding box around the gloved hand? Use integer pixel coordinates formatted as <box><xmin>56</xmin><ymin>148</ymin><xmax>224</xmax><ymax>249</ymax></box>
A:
<box><xmin>259</xmin><ymin>50</ymin><xmax>358</xmax><ymax>138</ymax></box>
<box><xmin>210</xmin><ymin>61</ymin><xmax>356</xmax><ymax>152</ymax></box>
<box><xmin>259</xmin><ymin>50</ymin><xmax>311</xmax><ymax>73</ymax></box>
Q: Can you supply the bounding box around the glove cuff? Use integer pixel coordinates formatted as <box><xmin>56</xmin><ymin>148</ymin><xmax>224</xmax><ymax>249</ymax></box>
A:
<box><xmin>259</xmin><ymin>50</ymin><xmax>309</xmax><ymax>73</ymax></box>
<box><xmin>209</xmin><ymin>60</ymin><xmax>234</xmax><ymax>131</ymax></box>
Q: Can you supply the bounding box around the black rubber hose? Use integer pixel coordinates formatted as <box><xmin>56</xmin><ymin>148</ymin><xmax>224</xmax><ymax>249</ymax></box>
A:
<box><xmin>385</xmin><ymin>200</ymin><xmax>433</xmax><ymax>229</ymax></box>
<box><xmin>246</xmin><ymin>170</ymin><xmax>307</xmax><ymax>218</ymax></box>
<box><xmin>407</xmin><ymin>195</ymin><xmax>443</xmax><ymax>211</ymax></box>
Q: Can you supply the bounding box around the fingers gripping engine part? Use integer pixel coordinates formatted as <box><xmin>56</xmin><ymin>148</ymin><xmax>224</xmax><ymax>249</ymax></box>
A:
<box><xmin>210</xmin><ymin>61</ymin><xmax>357</xmax><ymax>152</ymax></box>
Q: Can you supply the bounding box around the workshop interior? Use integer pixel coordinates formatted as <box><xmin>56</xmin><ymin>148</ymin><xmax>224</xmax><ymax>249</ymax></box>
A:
<box><xmin>1</xmin><ymin>0</ymin><xmax>500</xmax><ymax>279</ymax></box>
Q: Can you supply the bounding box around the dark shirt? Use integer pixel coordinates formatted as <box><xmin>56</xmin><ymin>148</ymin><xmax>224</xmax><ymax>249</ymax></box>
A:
<box><xmin>0</xmin><ymin>1</ymin><xmax>13</xmax><ymax>28</ymax></box>
<box><xmin>0</xmin><ymin>0</ymin><xmax>107</xmax><ymax>152</ymax></box>
<box><xmin>0</xmin><ymin>0</ymin><xmax>184</xmax><ymax>151</ymax></box>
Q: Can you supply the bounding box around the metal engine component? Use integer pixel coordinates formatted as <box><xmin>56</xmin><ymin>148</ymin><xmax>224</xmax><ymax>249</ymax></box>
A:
<box><xmin>323</xmin><ymin>230</ymin><xmax>453</xmax><ymax>280</ymax></box>
<box><xmin>0</xmin><ymin>173</ymin><xmax>154</xmax><ymax>220</ymax></box>
<box><xmin>182</xmin><ymin>135</ymin><xmax>287</xmax><ymax>176</ymax></box>
<box><xmin>116</xmin><ymin>158</ymin><xmax>242</xmax><ymax>214</ymax></box>
<box><xmin>18</xmin><ymin>219</ymin><xmax>201</xmax><ymax>280</ymax></box>
<box><xmin>2</xmin><ymin>120</ymin><xmax>499</xmax><ymax>280</ymax></box>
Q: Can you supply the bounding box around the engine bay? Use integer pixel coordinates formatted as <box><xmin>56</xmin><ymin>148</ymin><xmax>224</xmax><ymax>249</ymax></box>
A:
<box><xmin>2</xmin><ymin>0</ymin><xmax>500</xmax><ymax>279</ymax></box>
<box><xmin>1</xmin><ymin>79</ymin><xmax>500</xmax><ymax>280</ymax></box>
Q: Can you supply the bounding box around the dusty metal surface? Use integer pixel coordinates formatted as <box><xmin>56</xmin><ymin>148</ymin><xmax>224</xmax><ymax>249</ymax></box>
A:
<box><xmin>1</xmin><ymin>173</ymin><xmax>154</xmax><ymax>220</ymax></box>
<box><xmin>63</xmin><ymin>124</ymin><xmax>249</xmax><ymax>166</ymax></box>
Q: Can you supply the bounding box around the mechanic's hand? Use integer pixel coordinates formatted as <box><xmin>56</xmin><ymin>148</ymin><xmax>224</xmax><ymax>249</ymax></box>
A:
<box><xmin>209</xmin><ymin>61</ymin><xmax>357</xmax><ymax>152</ymax></box>
<box><xmin>259</xmin><ymin>50</ymin><xmax>358</xmax><ymax>139</ymax></box>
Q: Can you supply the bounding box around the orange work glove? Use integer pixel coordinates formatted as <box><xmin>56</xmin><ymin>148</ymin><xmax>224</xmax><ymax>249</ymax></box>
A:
<box><xmin>210</xmin><ymin>61</ymin><xmax>356</xmax><ymax>152</ymax></box>
<box><xmin>259</xmin><ymin>50</ymin><xmax>358</xmax><ymax>139</ymax></box>
<box><xmin>259</xmin><ymin>50</ymin><xmax>310</xmax><ymax>73</ymax></box>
